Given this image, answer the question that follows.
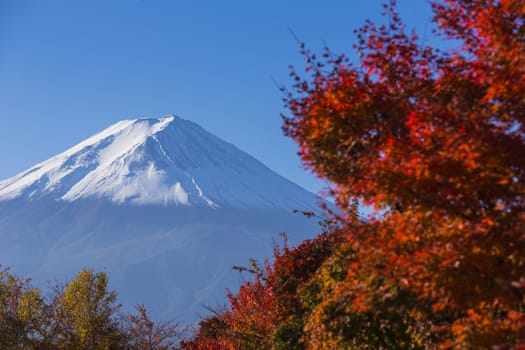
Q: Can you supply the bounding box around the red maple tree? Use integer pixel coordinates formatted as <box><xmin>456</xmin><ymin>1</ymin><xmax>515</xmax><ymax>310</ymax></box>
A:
<box><xmin>182</xmin><ymin>1</ymin><xmax>525</xmax><ymax>348</ymax></box>
<box><xmin>283</xmin><ymin>0</ymin><xmax>525</xmax><ymax>348</ymax></box>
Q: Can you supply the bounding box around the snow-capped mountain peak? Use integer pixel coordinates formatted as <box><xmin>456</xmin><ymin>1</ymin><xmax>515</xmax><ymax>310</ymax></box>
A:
<box><xmin>0</xmin><ymin>116</ymin><xmax>318</xmax><ymax>210</ymax></box>
<box><xmin>0</xmin><ymin>115</ymin><xmax>324</xmax><ymax>323</ymax></box>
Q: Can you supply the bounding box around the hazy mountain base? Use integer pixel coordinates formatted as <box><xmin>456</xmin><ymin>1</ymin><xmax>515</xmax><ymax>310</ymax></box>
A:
<box><xmin>0</xmin><ymin>198</ymin><xmax>321</xmax><ymax>323</ymax></box>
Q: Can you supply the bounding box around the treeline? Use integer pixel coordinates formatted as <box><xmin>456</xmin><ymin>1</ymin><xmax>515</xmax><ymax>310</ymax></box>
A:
<box><xmin>0</xmin><ymin>267</ymin><xmax>181</xmax><ymax>349</ymax></box>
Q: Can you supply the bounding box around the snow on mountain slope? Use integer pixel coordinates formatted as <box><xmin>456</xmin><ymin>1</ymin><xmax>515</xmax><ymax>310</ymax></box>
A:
<box><xmin>0</xmin><ymin>116</ymin><xmax>325</xmax><ymax>323</ymax></box>
<box><xmin>0</xmin><ymin>116</ymin><xmax>318</xmax><ymax>210</ymax></box>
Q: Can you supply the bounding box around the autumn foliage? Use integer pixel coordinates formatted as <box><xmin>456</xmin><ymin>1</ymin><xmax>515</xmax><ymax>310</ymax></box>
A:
<box><xmin>2</xmin><ymin>0</ymin><xmax>523</xmax><ymax>348</ymax></box>
<box><xmin>180</xmin><ymin>232</ymin><xmax>335</xmax><ymax>350</ymax></box>
<box><xmin>0</xmin><ymin>267</ymin><xmax>182</xmax><ymax>349</ymax></box>
<box><xmin>184</xmin><ymin>0</ymin><xmax>525</xmax><ymax>348</ymax></box>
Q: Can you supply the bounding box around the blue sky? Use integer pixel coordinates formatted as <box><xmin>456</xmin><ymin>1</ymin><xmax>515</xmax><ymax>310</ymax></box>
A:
<box><xmin>0</xmin><ymin>0</ymin><xmax>436</xmax><ymax>195</ymax></box>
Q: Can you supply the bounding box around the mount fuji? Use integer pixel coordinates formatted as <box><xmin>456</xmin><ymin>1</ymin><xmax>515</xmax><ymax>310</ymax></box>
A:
<box><xmin>0</xmin><ymin>116</ymin><xmax>324</xmax><ymax>322</ymax></box>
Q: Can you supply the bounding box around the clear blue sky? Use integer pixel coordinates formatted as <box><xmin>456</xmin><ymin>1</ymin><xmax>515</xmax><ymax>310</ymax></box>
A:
<box><xmin>0</xmin><ymin>0</ymin><xmax>436</xmax><ymax>195</ymax></box>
